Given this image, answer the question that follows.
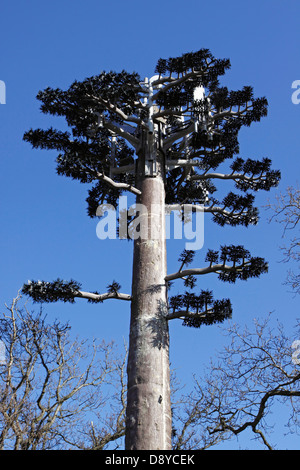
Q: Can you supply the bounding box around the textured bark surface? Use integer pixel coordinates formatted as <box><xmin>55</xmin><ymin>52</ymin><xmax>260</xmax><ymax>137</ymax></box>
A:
<box><xmin>125</xmin><ymin>137</ymin><xmax>172</xmax><ymax>450</ymax></box>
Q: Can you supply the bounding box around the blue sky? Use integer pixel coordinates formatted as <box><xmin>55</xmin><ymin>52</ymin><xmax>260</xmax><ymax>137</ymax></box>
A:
<box><xmin>0</xmin><ymin>0</ymin><xmax>299</xmax><ymax>449</ymax></box>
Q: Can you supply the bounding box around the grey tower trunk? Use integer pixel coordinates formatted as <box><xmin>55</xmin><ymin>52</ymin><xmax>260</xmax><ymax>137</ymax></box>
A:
<box><xmin>125</xmin><ymin>132</ymin><xmax>172</xmax><ymax>450</ymax></box>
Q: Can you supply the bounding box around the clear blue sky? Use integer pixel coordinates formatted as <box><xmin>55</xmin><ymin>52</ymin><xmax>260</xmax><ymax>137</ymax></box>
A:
<box><xmin>0</xmin><ymin>0</ymin><xmax>299</xmax><ymax>449</ymax></box>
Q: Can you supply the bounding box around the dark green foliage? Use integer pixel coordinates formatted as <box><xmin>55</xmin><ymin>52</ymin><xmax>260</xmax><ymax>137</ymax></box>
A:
<box><xmin>168</xmin><ymin>290</ymin><xmax>232</xmax><ymax>328</ymax></box>
<box><xmin>165</xmin><ymin>173</ymin><xmax>215</xmax><ymax>207</ymax></box>
<box><xmin>23</xmin><ymin>71</ymin><xmax>139</xmax><ymax>215</ymax></box>
<box><xmin>22</xmin><ymin>279</ymin><xmax>82</xmax><ymax>303</ymax></box>
<box><xmin>213</xmin><ymin>192</ymin><xmax>258</xmax><ymax>227</ymax></box>
<box><xmin>107</xmin><ymin>281</ymin><xmax>121</xmax><ymax>294</ymax></box>
<box><xmin>178</xmin><ymin>249</ymin><xmax>195</xmax><ymax>267</ymax></box>
<box><xmin>155</xmin><ymin>49</ymin><xmax>231</xmax><ymax>88</ymax></box>
<box><xmin>169</xmin><ymin>244</ymin><xmax>267</xmax><ymax>327</ymax></box>
<box><xmin>22</xmin><ymin>48</ymin><xmax>279</xmax><ymax>330</ymax></box>
<box><xmin>21</xmin><ymin>279</ymin><xmax>125</xmax><ymax>304</ymax></box>
<box><xmin>154</xmin><ymin>51</ymin><xmax>277</xmax><ymax>222</ymax></box>
<box><xmin>177</xmin><ymin>245</ymin><xmax>268</xmax><ymax>287</ymax></box>
<box><xmin>230</xmin><ymin>157</ymin><xmax>281</xmax><ymax>191</ymax></box>
<box><xmin>220</xmin><ymin>256</ymin><xmax>268</xmax><ymax>282</ymax></box>
<box><xmin>205</xmin><ymin>249</ymin><xmax>219</xmax><ymax>265</ymax></box>
<box><xmin>23</xmin><ymin>48</ymin><xmax>279</xmax><ymax>224</ymax></box>
<box><xmin>206</xmin><ymin>244</ymin><xmax>268</xmax><ymax>283</ymax></box>
<box><xmin>86</xmin><ymin>182</ymin><xmax>122</xmax><ymax>218</ymax></box>
<box><xmin>182</xmin><ymin>298</ymin><xmax>232</xmax><ymax>328</ymax></box>
<box><xmin>35</xmin><ymin>71</ymin><xmax>142</xmax><ymax>125</ymax></box>
<box><xmin>219</xmin><ymin>245</ymin><xmax>251</xmax><ymax>264</ymax></box>
<box><xmin>183</xmin><ymin>275</ymin><xmax>197</xmax><ymax>289</ymax></box>
<box><xmin>178</xmin><ymin>250</ymin><xmax>197</xmax><ymax>288</ymax></box>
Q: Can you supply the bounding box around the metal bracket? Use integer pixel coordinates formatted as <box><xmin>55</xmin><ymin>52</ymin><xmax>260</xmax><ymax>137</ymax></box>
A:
<box><xmin>145</xmin><ymin>157</ymin><xmax>157</xmax><ymax>177</ymax></box>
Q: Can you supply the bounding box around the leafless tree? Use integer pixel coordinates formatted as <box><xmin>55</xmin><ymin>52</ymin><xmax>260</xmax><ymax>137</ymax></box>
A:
<box><xmin>0</xmin><ymin>294</ymin><xmax>126</xmax><ymax>450</ymax></box>
<box><xmin>171</xmin><ymin>314</ymin><xmax>300</xmax><ymax>450</ymax></box>
<box><xmin>170</xmin><ymin>188</ymin><xmax>300</xmax><ymax>449</ymax></box>
<box><xmin>3</xmin><ymin>293</ymin><xmax>300</xmax><ymax>450</ymax></box>
<box><xmin>267</xmin><ymin>185</ymin><xmax>300</xmax><ymax>294</ymax></box>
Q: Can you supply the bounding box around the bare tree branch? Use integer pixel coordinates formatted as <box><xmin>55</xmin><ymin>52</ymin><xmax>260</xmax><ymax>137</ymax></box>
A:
<box><xmin>0</xmin><ymin>294</ymin><xmax>127</xmax><ymax>450</ymax></box>
<box><xmin>181</xmin><ymin>315</ymin><xmax>300</xmax><ymax>450</ymax></box>
<box><xmin>94</xmin><ymin>170</ymin><xmax>141</xmax><ymax>196</ymax></box>
<box><xmin>76</xmin><ymin>290</ymin><xmax>131</xmax><ymax>302</ymax></box>
<box><xmin>166</xmin><ymin>261</ymin><xmax>250</xmax><ymax>282</ymax></box>
<box><xmin>166</xmin><ymin>202</ymin><xmax>255</xmax><ymax>225</ymax></box>
<box><xmin>266</xmin><ymin>185</ymin><xmax>300</xmax><ymax>294</ymax></box>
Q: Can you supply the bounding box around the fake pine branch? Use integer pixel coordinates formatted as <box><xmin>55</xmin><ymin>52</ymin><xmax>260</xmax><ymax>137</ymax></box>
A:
<box><xmin>168</xmin><ymin>290</ymin><xmax>232</xmax><ymax>327</ymax></box>
<box><xmin>22</xmin><ymin>279</ymin><xmax>131</xmax><ymax>304</ymax></box>
<box><xmin>166</xmin><ymin>245</ymin><xmax>268</xmax><ymax>283</ymax></box>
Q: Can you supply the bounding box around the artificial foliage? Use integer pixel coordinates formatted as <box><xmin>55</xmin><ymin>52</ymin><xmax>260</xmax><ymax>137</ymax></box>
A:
<box><xmin>23</xmin><ymin>48</ymin><xmax>280</xmax><ymax>331</ymax></box>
